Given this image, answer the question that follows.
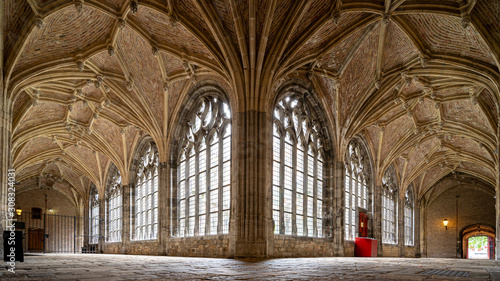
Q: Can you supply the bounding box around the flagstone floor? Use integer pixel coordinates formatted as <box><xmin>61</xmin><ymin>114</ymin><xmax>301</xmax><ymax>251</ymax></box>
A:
<box><xmin>2</xmin><ymin>254</ymin><xmax>500</xmax><ymax>280</ymax></box>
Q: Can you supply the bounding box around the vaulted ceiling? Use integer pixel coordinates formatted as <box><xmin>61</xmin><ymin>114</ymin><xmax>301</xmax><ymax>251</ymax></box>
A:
<box><xmin>6</xmin><ymin>0</ymin><xmax>500</xmax><ymax>206</ymax></box>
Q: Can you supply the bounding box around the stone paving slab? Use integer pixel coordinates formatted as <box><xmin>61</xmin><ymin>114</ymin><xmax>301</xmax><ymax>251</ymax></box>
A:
<box><xmin>0</xmin><ymin>254</ymin><xmax>499</xmax><ymax>280</ymax></box>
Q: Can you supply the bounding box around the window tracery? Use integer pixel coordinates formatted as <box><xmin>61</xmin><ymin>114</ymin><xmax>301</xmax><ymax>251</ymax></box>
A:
<box><xmin>272</xmin><ymin>94</ymin><xmax>324</xmax><ymax>237</ymax></box>
<box><xmin>382</xmin><ymin>167</ymin><xmax>398</xmax><ymax>244</ymax></box>
<box><xmin>344</xmin><ymin>140</ymin><xmax>371</xmax><ymax>240</ymax></box>
<box><xmin>89</xmin><ymin>184</ymin><xmax>99</xmax><ymax>244</ymax></box>
<box><xmin>133</xmin><ymin>143</ymin><xmax>159</xmax><ymax>240</ymax></box>
<box><xmin>106</xmin><ymin>166</ymin><xmax>122</xmax><ymax>243</ymax></box>
<box><xmin>175</xmin><ymin>95</ymin><xmax>231</xmax><ymax>237</ymax></box>
<box><xmin>404</xmin><ymin>184</ymin><xmax>414</xmax><ymax>246</ymax></box>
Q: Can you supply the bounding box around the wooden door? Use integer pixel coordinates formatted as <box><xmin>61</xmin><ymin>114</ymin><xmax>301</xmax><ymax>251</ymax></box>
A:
<box><xmin>488</xmin><ymin>236</ymin><xmax>495</xmax><ymax>260</ymax></box>
<box><xmin>28</xmin><ymin>228</ymin><xmax>44</xmax><ymax>252</ymax></box>
<box><xmin>359</xmin><ymin>212</ymin><xmax>368</xmax><ymax>237</ymax></box>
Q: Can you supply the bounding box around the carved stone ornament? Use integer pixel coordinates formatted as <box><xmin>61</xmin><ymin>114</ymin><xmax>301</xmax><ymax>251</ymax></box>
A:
<box><xmin>130</xmin><ymin>1</ymin><xmax>138</xmax><ymax>15</ymax></box>
<box><xmin>35</xmin><ymin>17</ymin><xmax>44</xmax><ymax>29</ymax></box>
<box><xmin>74</xmin><ymin>0</ymin><xmax>84</xmax><ymax>12</ymax></box>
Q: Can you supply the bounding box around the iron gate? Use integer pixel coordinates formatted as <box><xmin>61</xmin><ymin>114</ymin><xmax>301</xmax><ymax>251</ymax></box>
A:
<box><xmin>14</xmin><ymin>212</ymin><xmax>102</xmax><ymax>254</ymax></box>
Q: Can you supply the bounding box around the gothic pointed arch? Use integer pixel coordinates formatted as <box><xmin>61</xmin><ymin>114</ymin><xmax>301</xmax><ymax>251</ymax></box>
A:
<box><xmin>105</xmin><ymin>163</ymin><xmax>122</xmax><ymax>243</ymax></box>
<box><xmin>344</xmin><ymin>137</ymin><xmax>374</xmax><ymax>241</ymax></box>
<box><xmin>89</xmin><ymin>183</ymin><xmax>99</xmax><ymax>244</ymax></box>
<box><xmin>404</xmin><ymin>183</ymin><xmax>415</xmax><ymax>246</ymax></box>
<box><xmin>271</xmin><ymin>80</ymin><xmax>333</xmax><ymax>238</ymax></box>
<box><xmin>129</xmin><ymin>137</ymin><xmax>159</xmax><ymax>241</ymax></box>
<box><xmin>382</xmin><ymin>164</ymin><xmax>398</xmax><ymax>244</ymax></box>
<box><xmin>170</xmin><ymin>84</ymin><xmax>232</xmax><ymax>237</ymax></box>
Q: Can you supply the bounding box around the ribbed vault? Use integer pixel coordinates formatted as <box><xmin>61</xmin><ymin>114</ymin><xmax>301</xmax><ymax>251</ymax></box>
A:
<box><xmin>6</xmin><ymin>0</ymin><xmax>500</xmax><ymax>204</ymax></box>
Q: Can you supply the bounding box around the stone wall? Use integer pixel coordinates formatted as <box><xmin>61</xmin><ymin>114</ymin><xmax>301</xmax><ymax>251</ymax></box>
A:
<box><xmin>405</xmin><ymin>246</ymin><xmax>415</xmax><ymax>257</ymax></box>
<box><xmin>127</xmin><ymin>240</ymin><xmax>160</xmax><ymax>255</ymax></box>
<box><xmin>425</xmin><ymin>185</ymin><xmax>495</xmax><ymax>258</ymax></box>
<box><xmin>168</xmin><ymin>236</ymin><xmax>230</xmax><ymax>257</ymax></box>
<box><xmin>344</xmin><ymin>241</ymin><xmax>355</xmax><ymax>256</ymax></box>
<box><xmin>273</xmin><ymin>236</ymin><xmax>334</xmax><ymax>257</ymax></box>
<box><xmin>104</xmin><ymin>243</ymin><xmax>121</xmax><ymax>254</ymax></box>
<box><xmin>381</xmin><ymin>243</ymin><xmax>399</xmax><ymax>257</ymax></box>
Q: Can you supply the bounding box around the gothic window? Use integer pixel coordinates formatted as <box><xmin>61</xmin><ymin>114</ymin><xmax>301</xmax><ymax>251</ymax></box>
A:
<box><xmin>106</xmin><ymin>166</ymin><xmax>122</xmax><ymax>243</ymax></box>
<box><xmin>272</xmin><ymin>95</ymin><xmax>325</xmax><ymax>237</ymax></box>
<box><xmin>382</xmin><ymin>167</ymin><xmax>398</xmax><ymax>244</ymax></box>
<box><xmin>344</xmin><ymin>140</ymin><xmax>371</xmax><ymax>240</ymax></box>
<box><xmin>404</xmin><ymin>184</ymin><xmax>414</xmax><ymax>246</ymax></box>
<box><xmin>174</xmin><ymin>95</ymin><xmax>231</xmax><ymax>237</ymax></box>
<box><xmin>89</xmin><ymin>184</ymin><xmax>99</xmax><ymax>244</ymax></box>
<box><xmin>133</xmin><ymin>143</ymin><xmax>159</xmax><ymax>240</ymax></box>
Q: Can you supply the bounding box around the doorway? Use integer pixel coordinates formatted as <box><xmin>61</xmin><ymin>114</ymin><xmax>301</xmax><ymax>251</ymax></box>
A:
<box><xmin>461</xmin><ymin>224</ymin><xmax>495</xmax><ymax>259</ymax></box>
<box><xmin>28</xmin><ymin>228</ymin><xmax>44</xmax><ymax>252</ymax></box>
<box><xmin>467</xmin><ymin>236</ymin><xmax>489</xmax><ymax>259</ymax></box>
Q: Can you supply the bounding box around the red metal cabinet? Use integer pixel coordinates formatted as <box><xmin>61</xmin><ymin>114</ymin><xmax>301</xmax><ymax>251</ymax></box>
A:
<box><xmin>355</xmin><ymin>237</ymin><xmax>377</xmax><ymax>257</ymax></box>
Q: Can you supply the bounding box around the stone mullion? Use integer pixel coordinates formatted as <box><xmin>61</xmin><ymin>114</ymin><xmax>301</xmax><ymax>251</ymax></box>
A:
<box><xmin>354</xmin><ymin>173</ymin><xmax>359</xmax><ymax>238</ymax></box>
<box><xmin>279</xmin><ymin>134</ymin><xmax>285</xmax><ymax>234</ymax></box>
<box><xmin>350</xmin><ymin>171</ymin><xmax>355</xmax><ymax>239</ymax></box>
<box><xmin>218</xmin><ymin>131</ymin><xmax>223</xmax><ymax>234</ymax></box>
<box><xmin>313</xmin><ymin>152</ymin><xmax>318</xmax><ymax>237</ymax></box>
<box><xmin>130</xmin><ymin>182</ymin><xmax>136</xmax><ymax>241</ymax></box>
<box><xmin>205</xmin><ymin>142</ymin><xmax>212</xmax><ymax>234</ymax></box>
<box><xmin>291</xmin><ymin>141</ymin><xmax>297</xmax><ymax>235</ymax></box>
<box><xmin>195</xmin><ymin>148</ymin><xmax>200</xmax><ymax>236</ymax></box>
<box><xmin>301</xmin><ymin>149</ymin><xmax>307</xmax><ymax>236</ymax></box>
<box><xmin>121</xmin><ymin>184</ymin><xmax>130</xmax><ymax>253</ymax></box>
<box><xmin>184</xmin><ymin>156</ymin><xmax>190</xmax><ymax>235</ymax></box>
<box><xmin>304</xmin><ymin>151</ymin><xmax>309</xmax><ymax>235</ymax></box>
<box><xmin>205</xmin><ymin>142</ymin><xmax>211</xmax><ymax>235</ymax></box>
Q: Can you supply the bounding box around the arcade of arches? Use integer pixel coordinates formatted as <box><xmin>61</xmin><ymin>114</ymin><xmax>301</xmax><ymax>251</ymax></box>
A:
<box><xmin>1</xmin><ymin>0</ymin><xmax>500</xmax><ymax>261</ymax></box>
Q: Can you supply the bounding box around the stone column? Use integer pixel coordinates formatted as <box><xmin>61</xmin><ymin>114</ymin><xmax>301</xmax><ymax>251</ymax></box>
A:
<box><xmin>373</xmin><ymin>185</ymin><xmax>382</xmax><ymax>256</ymax></box>
<box><xmin>497</xmin><ymin>121</ymin><xmax>500</xmax><ymax>260</ymax></box>
<box><xmin>332</xmin><ymin>160</ymin><xmax>345</xmax><ymax>256</ymax></box>
<box><xmin>121</xmin><ymin>184</ymin><xmax>130</xmax><ymax>254</ymax></box>
<box><xmin>233</xmin><ymin>111</ymin><xmax>269</xmax><ymax>258</ymax></box>
<box><xmin>158</xmin><ymin>161</ymin><xmax>169</xmax><ymax>255</ymax></box>
<box><xmin>0</xmin><ymin>0</ymin><xmax>9</xmax><ymax>258</ymax></box>
<box><xmin>99</xmin><ymin>198</ymin><xmax>105</xmax><ymax>253</ymax></box>
<box><xmin>414</xmin><ymin>198</ymin><xmax>421</xmax><ymax>257</ymax></box>
<box><xmin>421</xmin><ymin>198</ymin><xmax>427</xmax><ymax>257</ymax></box>
<box><xmin>83</xmin><ymin>203</ymin><xmax>89</xmax><ymax>247</ymax></box>
<box><xmin>496</xmin><ymin>164</ymin><xmax>500</xmax><ymax>260</ymax></box>
<box><xmin>398</xmin><ymin>196</ymin><xmax>405</xmax><ymax>257</ymax></box>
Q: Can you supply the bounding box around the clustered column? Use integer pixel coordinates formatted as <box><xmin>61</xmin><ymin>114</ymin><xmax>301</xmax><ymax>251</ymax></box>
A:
<box><xmin>233</xmin><ymin>110</ymin><xmax>269</xmax><ymax>257</ymax></box>
<box><xmin>121</xmin><ymin>184</ymin><xmax>130</xmax><ymax>253</ymax></box>
<box><xmin>333</xmin><ymin>160</ymin><xmax>345</xmax><ymax>256</ymax></box>
<box><xmin>398</xmin><ymin>196</ymin><xmax>405</xmax><ymax>257</ymax></box>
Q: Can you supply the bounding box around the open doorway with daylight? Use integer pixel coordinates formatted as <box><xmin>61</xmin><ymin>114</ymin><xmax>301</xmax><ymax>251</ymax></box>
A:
<box><xmin>461</xmin><ymin>224</ymin><xmax>495</xmax><ymax>259</ymax></box>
